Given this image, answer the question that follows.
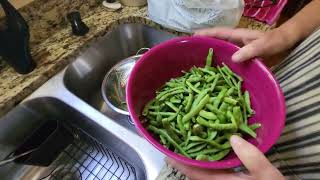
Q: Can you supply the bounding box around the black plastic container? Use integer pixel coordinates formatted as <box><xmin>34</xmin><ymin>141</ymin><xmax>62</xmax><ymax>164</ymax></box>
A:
<box><xmin>13</xmin><ymin>120</ymin><xmax>73</xmax><ymax>166</ymax></box>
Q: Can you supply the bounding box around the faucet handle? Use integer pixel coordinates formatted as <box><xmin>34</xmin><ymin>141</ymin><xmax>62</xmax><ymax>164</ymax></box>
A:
<box><xmin>67</xmin><ymin>11</ymin><xmax>89</xmax><ymax>36</ymax></box>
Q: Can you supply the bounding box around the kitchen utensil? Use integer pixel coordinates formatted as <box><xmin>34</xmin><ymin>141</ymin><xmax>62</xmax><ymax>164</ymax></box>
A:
<box><xmin>101</xmin><ymin>48</ymin><xmax>149</xmax><ymax>115</ymax></box>
<box><xmin>0</xmin><ymin>149</ymin><xmax>36</xmax><ymax>167</ymax></box>
<box><xmin>13</xmin><ymin>120</ymin><xmax>73</xmax><ymax>166</ymax></box>
<box><xmin>126</xmin><ymin>36</ymin><xmax>286</xmax><ymax>169</ymax></box>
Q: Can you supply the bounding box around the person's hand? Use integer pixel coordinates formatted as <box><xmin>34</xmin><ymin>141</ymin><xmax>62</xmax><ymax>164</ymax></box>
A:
<box><xmin>166</xmin><ymin>135</ymin><xmax>285</xmax><ymax>180</ymax></box>
<box><xmin>194</xmin><ymin>27</ymin><xmax>295</xmax><ymax>63</ymax></box>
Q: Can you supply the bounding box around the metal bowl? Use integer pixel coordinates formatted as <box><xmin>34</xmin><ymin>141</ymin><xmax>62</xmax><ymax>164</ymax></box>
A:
<box><xmin>101</xmin><ymin>48</ymin><xmax>149</xmax><ymax>115</ymax></box>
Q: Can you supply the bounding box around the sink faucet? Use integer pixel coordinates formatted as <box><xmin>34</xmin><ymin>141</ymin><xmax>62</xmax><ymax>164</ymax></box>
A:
<box><xmin>0</xmin><ymin>0</ymin><xmax>35</xmax><ymax>74</ymax></box>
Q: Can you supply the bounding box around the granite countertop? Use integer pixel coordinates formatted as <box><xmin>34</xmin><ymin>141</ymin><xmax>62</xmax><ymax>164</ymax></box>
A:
<box><xmin>0</xmin><ymin>1</ymin><xmax>272</xmax><ymax>116</ymax></box>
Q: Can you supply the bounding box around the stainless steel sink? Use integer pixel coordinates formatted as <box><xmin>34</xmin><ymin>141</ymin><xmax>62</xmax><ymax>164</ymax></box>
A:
<box><xmin>0</xmin><ymin>24</ymin><xmax>177</xmax><ymax>180</ymax></box>
<box><xmin>64</xmin><ymin>23</ymin><xmax>176</xmax><ymax>132</ymax></box>
<box><xmin>0</xmin><ymin>98</ymin><xmax>145</xmax><ymax>180</ymax></box>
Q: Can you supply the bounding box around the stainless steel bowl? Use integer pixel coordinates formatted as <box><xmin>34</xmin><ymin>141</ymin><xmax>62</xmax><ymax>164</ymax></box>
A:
<box><xmin>101</xmin><ymin>48</ymin><xmax>149</xmax><ymax>115</ymax></box>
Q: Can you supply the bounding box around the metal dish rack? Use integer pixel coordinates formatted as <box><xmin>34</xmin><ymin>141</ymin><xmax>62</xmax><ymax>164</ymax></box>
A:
<box><xmin>40</xmin><ymin>129</ymin><xmax>137</xmax><ymax>180</ymax></box>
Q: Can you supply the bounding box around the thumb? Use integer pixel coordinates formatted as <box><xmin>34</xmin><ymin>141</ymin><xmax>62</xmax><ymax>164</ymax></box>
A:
<box><xmin>230</xmin><ymin>135</ymin><xmax>284</xmax><ymax>180</ymax></box>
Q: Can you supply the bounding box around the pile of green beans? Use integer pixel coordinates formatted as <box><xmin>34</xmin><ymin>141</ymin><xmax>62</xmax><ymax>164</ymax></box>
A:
<box><xmin>143</xmin><ymin>48</ymin><xmax>261</xmax><ymax>161</ymax></box>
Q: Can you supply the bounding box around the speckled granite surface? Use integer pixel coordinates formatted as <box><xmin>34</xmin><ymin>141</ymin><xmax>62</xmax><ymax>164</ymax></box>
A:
<box><xmin>0</xmin><ymin>0</ymin><xmax>272</xmax><ymax>116</ymax></box>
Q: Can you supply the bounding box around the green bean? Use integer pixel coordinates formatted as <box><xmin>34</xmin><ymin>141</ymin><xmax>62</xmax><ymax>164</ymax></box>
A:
<box><xmin>172</xmin><ymin>126</ymin><xmax>183</xmax><ymax>136</ymax></box>
<box><xmin>205</xmin><ymin>66</ymin><xmax>217</xmax><ymax>72</ymax></box>
<box><xmin>177</xmin><ymin>93</ymin><xmax>184</xmax><ymax>99</ymax></box>
<box><xmin>209</xmin><ymin>74</ymin><xmax>220</xmax><ymax>92</ymax></box>
<box><xmin>177</xmin><ymin>115</ymin><xmax>187</xmax><ymax>139</ymax></box>
<box><xmin>185</xmin><ymin>92</ymin><xmax>194</xmax><ymax>112</ymax></box>
<box><xmin>160</xmin><ymin>135</ymin><xmax>167</xmax><ymax>145</ymax></box>
<box><xmin>205</xmin><ymin>104</ymin><xmax>224</xmax><ymax>116</ymax></box>
<box><xmin>217</xmin><ymin>114</ymin><xmax>227</xmax><ymax>124</ymax></box>
<box><xmin>188</xmin><ymin>76</ymin><xmax>202</xmax><ymax>83</ymax></box>
<box><xmin>156</xmin><ymin>87</ymin><xmax>184</xmax><ymax>100</ymax></box>
<box><xmin>192</xmin><ymin>67</ymin><xmax>204</xmax><ymax>77</ymax></box>
<box><xmin>229</xmin><ymin>76</ymin><xmax>239</xmax><ymax>87</ymax></box>
<box><xmin>155</xmin><ymin>103</ymin><xmax>162</xmax><ymax>122</ymax></box>
<box><xmin>206</xmin><ymin>75</ymin><xmax>216</xmax><ymax>83</ymax></box>
<box><xmin>196</xmin><ymin>154</ymin><xmax>210</xmax><ymax>160</ymax></box>
<box><xmin>158</xmin><ymin>89</ymin><xmax>185</xmax><ymax>101</ymax></box>
<box><xmin>197</xmin><ymin>116</ymin><xmax>237</xmax><ymax>131</ymax></box>
<box><xmin>244</xmin><ymin>91</ymin><xmax>254</xmax><ymax>115</ymax></box>
<box><xmin>215</xmin><ymin>86</ymin><xmax>227</xmax><ymax>91</ymax></box>
<box><xmin>150</xmin><ymin>120</ymin><xmax>161</xmax><ymax>127</ymax></box>
<box><xmin>205</xmin><ymin>48</ymin><xmax>214</xmax><ymax>68</ymax></box>
<box><xmin>163</xmin><ymin>113</ymin><xmax>178</xmax><ymax>122</ymax></box>
<box><xmin>207</xmin><ymin>130</ymin><xmax>218</xmax><ymax>140</ymax></box>
<box><xmin>192</xmin><ymin>90</ymin><xmax>208</xmax><ymax>109</ymax></box>
<box><xmin>226</xmin><ymin>87</ymin><xmax>235</xmax><ymax>96</ymax></box>
<box><xmin>214</xmin><ymin>88</ymin><xmax>227</xmax><ymax>108</ymax></box>
<box><xmin>163</xmin><ymin>119</ymin><xmax>183</xmax><ymax>144</ymax></box>
<box><xmin>222</xmin><ymin>63</ymin><xmax>243</xmax><ymax>82</ymax></box>
<box><xmin>183</xmin><ymin>142</ymin><xmax>204</xmax><ymax>151</ymax></box>
<box><xmin>221</xmin><ymin>141</ymin><xmax>232</xmax><ymax>149</ymax></box>
<box><xmin>148</xmin><ymin>125</ymin><xmax>189</xmax><ymax>157</ymax></box>
<box><xmin>143</xmin><ymin>49</ymin><xmax>260</xmax><ymax>162</ymax></box>
<box><xmin>149</xmin><ymin>112</ymin><xmax>176</xmax><ymax>116</ymax></box>
<box><xmin>146</xmin><ymin>114</ymin><xmax>156</xmax><ymax>122</ymax></box>
<box><xmin>148</xmin><ymin>105</ymin><xmax>161</xmax><ymax>110</ymax></box>
<box><xmin>215</xmin><ymin>133</ymin><xmax>235</xmax><ymax>144</ymax></box>
<box><xmin>189</xmin><ymin>136</ymin><xmax>222</xmax><ymax>149</ymax></box>
<box><xmin>199</xmin><ymin>110</ymin><xmax>217</xmax><ymax>120</ymax></box>
<box><xmin>239</xmin><ymin>124</ymin><xmax>257</xmax><ymax>138</ymax></box>
<box><xmin>227</xmin><ymin>111</ymin><xmax>238</xmax><ymax>128</ymax></box>
<box><xmin>142</xmin><ymin>98</ymin><xmax>156</xmax><ymax>116</ymax></box>
<box><xmin>192</xmin><ymin>124</ymin><xmax>205</xmax><ymax>136</ymax></box>
<box><xmin>165</xmin><ymin>101</ymin><xmax>179</xmax><ymax>112</ymax></box>
<box><xmin>182</xmin><ymin>99</ymin><xmax>187</xmax><ymax>106</ymax></box>
<box><xmin>218</xmin><ymin>67</ymin><xmax>234</xmax><ymax>88</ymax></box>
<box><xmin>249</xmin><ymin>123</ymin><xmax>262</xmax><ymax>131</ymax></box>
<box><xmin>190</xmin><ymin>148</ymin><xmax>220</xmax><ymax>158</ymax></box>
<box><xmin>224</xmin><ymin>97</ymin><xmax>238</xmax><ymax>105</ymax></box>
<box><xmin>233</xmin><ymin>106</ymin><xmax>243</xmax><ymax>125</ymax></box>
<box><xmin>209</xmin><ymin>149</ymin><xmax>231</xmax><ymax>161</ymax></box>
<box><xmin>209</xmin><ymin>97</ymin><xmax>217</xmax><ymax>103</ymax></box>
<box><xmin>194</xmin><ymin>82</ymin><xmax>201</xmax><ymax>88</ymax></box>
<box><xmin>200</xmin><ymin>68</ymin><xmax>216</xmax><ymax>76</ymax></box>
<box><xmin>219</xmin><ymin>102</ymin><xmax>229</xmax><ymax>112</ymax></box>
<box><xmin>170</xmin><ymin>97</ymin><xmax>181</xmax><ymax>104</ymax></box>
<box><xmin>237</xmin><ymin>81</ymin><xmax>248</xmax><ymax>124</ymax></box>
<box><xmin>183</xmin><ymin>95</ymin><xmax>210</xmax><ymax>123</ymax></box>
<box><xmin>186</xmin><ymin>81</ymin><xmax>201</xmax><ymax>94</ymax></box>
<box><xmin>221</xmin><ymin>66</ymin><xmax>239</xmax><ymax>87</ymax></box>
<box><xmin>184</xmin><ymin>121</ymin><xmax>191</xmax><ymax>130</ymax></box>
<box><xmin>187</xmin><ymin>144</ymin><xmax>207</xmax><ymax>153</ymax></box>
<box><xmin>185</xmin><ymin>131</ymin><xmax>192</xmax><ymax>145</ymax></box>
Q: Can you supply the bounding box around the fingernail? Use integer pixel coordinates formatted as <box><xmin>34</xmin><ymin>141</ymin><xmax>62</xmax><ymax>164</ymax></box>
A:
<box><xmin>230</xmin><ymin>135</ymin><xmax>243</xmax><ymax>147</ymax></box>
<box><xmin>232</xmin><ymin>52</ymin><xmax>242</xmax><ymax>62</ymax></box>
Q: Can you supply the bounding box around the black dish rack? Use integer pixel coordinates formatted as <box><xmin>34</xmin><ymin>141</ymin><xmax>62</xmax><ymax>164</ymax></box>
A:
<box><xmin>39</xmin><ymin>129</ymin><xmax>137</xmax><ymax>180</ymax></box>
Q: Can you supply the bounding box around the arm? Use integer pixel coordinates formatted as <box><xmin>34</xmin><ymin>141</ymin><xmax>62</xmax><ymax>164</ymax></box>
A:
<box><xmin>195</xmin><ymin>0</ymin><xmax>320</xmax><ymax>62</ymax></box>
<box><xmin>279</xmin><ymin>0</ymin><xmax>320</xmax><ymax>48</ymax></box>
